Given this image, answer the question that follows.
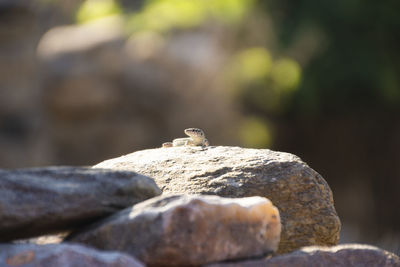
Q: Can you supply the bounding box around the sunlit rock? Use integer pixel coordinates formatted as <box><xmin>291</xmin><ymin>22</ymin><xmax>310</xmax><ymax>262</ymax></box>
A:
<box><xmin>68</xmin><ymin>194</ymin><xmax>281</xmax><ymax>266</ymax></box>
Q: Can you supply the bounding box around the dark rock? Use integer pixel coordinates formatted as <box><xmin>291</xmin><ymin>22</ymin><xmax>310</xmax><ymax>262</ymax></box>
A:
<box><xmin>205</xmin><ymin>244</ymin><xmax>400</xmax><ymax>267</ymax></box>
<box><xmin>68</xmin><ymin>194</ymin><xmax>281</xmax><ymax>266</ymax></box>
<box><xmin>93</xmin><ymin>146</ymin><xmax>341</xmax><ymax>254</ymax></box>
<box><xmin>0</xmin><ymin>243</ymin><xmax>144</xmax><ymax>267</ymax></box>
<box><xmin>0</xmin><ymin>166</ymin><xmax>161</xmax><ymax>241</ymax></box>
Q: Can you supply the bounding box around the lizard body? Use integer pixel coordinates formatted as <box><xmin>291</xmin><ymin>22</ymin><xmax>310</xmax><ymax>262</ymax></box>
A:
<box><xmin>162</xmin><ymin>128</ymin><xmax>209</xmax><ymax>148</ymax></box>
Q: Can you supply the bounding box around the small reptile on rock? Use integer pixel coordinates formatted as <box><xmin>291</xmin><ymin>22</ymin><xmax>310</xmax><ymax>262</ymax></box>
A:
<box><xmin>162</xmin><ymin>128</ymin><xmax>209</xmax><ymax>147</ymax></box>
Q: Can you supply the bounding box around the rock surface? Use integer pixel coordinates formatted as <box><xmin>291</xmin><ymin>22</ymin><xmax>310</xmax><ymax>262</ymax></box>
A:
<box><xmin>93</xmin><ymin>146</ymin><xmax>341</xmax><ymax>253</ymax></box>
<box><xmin>0</xmin><ymin>166</ymin><xmax>161</xmax><ymax>241</ymax></box>
<box><xmin>206</xmin><ymin>244</ymin><xmax>400</xmax><ymax>267</ymax></box>
<box><xmin>0</xmin><ymin>243</ymin><xmax>144</xmax><ymax>267</ymax></box>
<box><xmin>68</xmin><ymin>194</ymin><xmax>281</xmax><ymax>266</ymax></box>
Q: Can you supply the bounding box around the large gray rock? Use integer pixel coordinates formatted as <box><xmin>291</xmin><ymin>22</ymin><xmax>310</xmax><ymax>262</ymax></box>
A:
<box><xmin>0</xmin><ymin>243</ymin><xmax>144</xmax><ymax>267</ymax></box>
<box><xmin>0</xmin><ymin>166</ymin><xmax>161</xmax><ymax>241</ymax></box>
<box><xmin>94</xmin><ymin>146</ymin><xmax>341</xmax><ymax>253</ymax></box>
<box><xmin>206</xmin><ymin>244</ymin><xmax>400</xmax><ymax>267</ymax></box>
<box><xmin>68</xmin><ymin>194</ymin><xmax>281</xmax><ymax>266</ymax></box>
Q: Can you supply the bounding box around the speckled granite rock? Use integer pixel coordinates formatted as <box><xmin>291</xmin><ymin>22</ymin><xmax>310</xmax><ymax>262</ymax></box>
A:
<box><xmin>205</xmin><ymin>244</ymin><xmax>400</xmax><ymax>267</ymax></box>
<box><xmin>0</xmin><ymin>243</ymin><xmax>144</xmax><ymax>267</ymax></box>
<box><xmin>68</xmin><ymin>194</ymin><xmax>281</xmax><ymax>266</ymax></box>
<box><xmin>93</xmin><ymin>146</ymin><xmax>341</xmax><ymax>253</ymax></box>
<box><xmin>0</xmin><ymin>166</ymin><xmax>161</xmax><ymax>241</ymax></box>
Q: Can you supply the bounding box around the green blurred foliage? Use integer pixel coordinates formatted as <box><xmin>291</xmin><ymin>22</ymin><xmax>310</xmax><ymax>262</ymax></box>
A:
<box><xmin>126</xmin><ymin>0</ymin><xmax>255</xmax><ymax>33</ymax></box>
<box><xmin>76</xmin><ymin>0</ymin><xmax>122</xmax><ymax>23</ymax></box>
<box><xmin>239</xmin><ymin>117</ymin><xmax>272</xmax><ymax>148</ymax></box>
<box><xmin>271</xmin><ymin>59</ymin><xmax>301</xmax><ymax>92</ymax></box>
<box><xmin>224</xmin><ymin>47</ymin><xmax>301</xmax><ymax>147</ymax></box>
<box><xmin>226</xmin><ymin>47</ymin><xmax>301</xmax><ymax>115</ymax></box>
<box><xmin>263</xmin><ymin>0</ymin><xmax>400</xmax><ymax>115</ymax></box>
<box><xmin>230</xmin><ymin>48</ymin><xmax>272</xmax><ymax>83</ymax></box>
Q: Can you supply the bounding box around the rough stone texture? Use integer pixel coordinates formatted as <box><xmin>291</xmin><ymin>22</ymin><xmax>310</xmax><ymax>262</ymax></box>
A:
<box><xmin>0</xmin><ymin>0</ymin><xmax>86</xmax><ymax>168</ymax></box>
<box><xmin>0</xmin><ymin>243</ymin><xmax>144</xmax><ymax>267</ymax></box>
<box><xmin>0</xmin><ymin>166</ymin><xmax>161</xmax><ymax>241</ymax></box>
<box><xmin>205</xmin><ymin>244</ymin><xmax>400</xmax><ymax>267</ymax></box>
<box><xmin>68</xmin><ymin>194</ymin><xmax>281</xmax><ymax>267</ymax></box>
<box><xmin>94</xmin><ymin>146</ymin><xmax>341</xmax><ymax>254</ymax></box>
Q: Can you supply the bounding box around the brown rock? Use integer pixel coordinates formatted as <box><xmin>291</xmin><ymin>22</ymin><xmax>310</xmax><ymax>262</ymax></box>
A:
<box><xmin>68</xmin><ymin>194</ymin><xmax>281</xmax><ymax>266</ymax></box>
<box><xmin>0</xmin><ymin>243</ymin><xmax>144</xmax><ymax>267</ymax></box>
<box><xmin>206</xmin><ymin>244</ymin><xmax>400</xmax><ymax>267</ymax></box>
<box><xmin>0</xmin><ymin>166</ymin><xmax>161</xmax><ymax>242</ymax></box>
<box><xmin>93</xmin><ymin>146</ymin><xmax>340</xmax><ymax>254</ymax></box>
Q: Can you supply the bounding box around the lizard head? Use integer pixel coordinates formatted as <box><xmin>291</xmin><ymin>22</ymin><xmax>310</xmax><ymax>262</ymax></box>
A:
<box><xmin>184</xmin><ymin>128</ymin><xmax>205</xmax><ymax>139</ymax></box>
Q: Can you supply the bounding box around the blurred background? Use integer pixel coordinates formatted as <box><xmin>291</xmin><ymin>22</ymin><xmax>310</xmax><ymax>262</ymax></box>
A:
<box><xmin>0</xmin><ymin>0</ymin><xmax>399</xmax><ymax>254</ymax></box>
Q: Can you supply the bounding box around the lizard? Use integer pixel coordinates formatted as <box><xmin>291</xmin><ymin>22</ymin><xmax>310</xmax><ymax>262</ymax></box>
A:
<box><xmin>162</xmin><ymin>128</ymin><xmax>209</xmax><ymax>148</ymax></box>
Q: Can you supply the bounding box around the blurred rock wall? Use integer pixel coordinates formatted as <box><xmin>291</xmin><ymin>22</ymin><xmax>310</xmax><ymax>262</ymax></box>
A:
<box><xmin>0</xmin><ymin>1</ymin><xmax>242</xmax><ymax>167</ymax></box>
<box><xmin>0</xmin><ymin>1</ymin><xmax>55</xmax><ymax>167</ymax></box>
